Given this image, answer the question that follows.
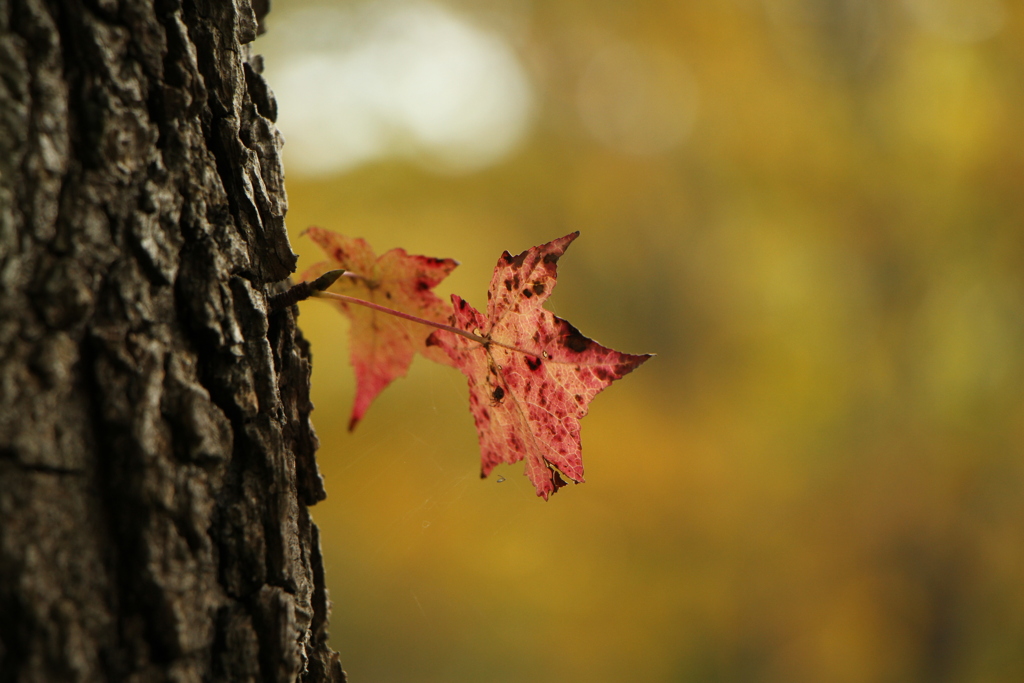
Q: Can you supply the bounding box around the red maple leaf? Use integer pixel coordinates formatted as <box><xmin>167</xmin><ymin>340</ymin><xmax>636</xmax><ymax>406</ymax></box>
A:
<box><xmin>427</xmin><ymin>232</ymin><xmax>652</xmax><ymax>499</ymax></box>
<box><xmin>303</xmin><ymin>227</ymin><xmax>458</xmax><ymax>430</ymax></box>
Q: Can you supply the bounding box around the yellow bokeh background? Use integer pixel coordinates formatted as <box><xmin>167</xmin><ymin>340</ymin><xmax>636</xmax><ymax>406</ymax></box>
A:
<box><xmin>260</xmin><ymin>1</ymin><xmax>1024</xmax><ymax>680</ymax></box>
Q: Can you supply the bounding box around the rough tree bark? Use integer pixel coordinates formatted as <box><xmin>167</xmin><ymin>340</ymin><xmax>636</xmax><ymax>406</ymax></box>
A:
<box><xmin>0</xmin><ymin>1</ymin><xmax>345</xmax><ymax>681</ymax></box>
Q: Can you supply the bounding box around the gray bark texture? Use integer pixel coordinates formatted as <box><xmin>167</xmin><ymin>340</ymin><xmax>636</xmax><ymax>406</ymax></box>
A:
<box><xmin>0</xmin><ymin>0</ymin><xmax>345</xmax><ymax>681</ymax></box>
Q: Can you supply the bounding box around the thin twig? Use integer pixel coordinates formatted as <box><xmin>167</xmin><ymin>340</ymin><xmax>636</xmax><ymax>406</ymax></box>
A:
<box><xmin>269</xmin><ymin>270</ymin><xmax>346</xmax><ymax>310</ymax></box>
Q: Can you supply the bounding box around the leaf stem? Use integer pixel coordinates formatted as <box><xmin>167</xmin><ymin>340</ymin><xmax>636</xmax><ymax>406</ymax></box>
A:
<box><xmin>311</xmin><ymin>291</ymin><xmax>540</xmax><ymax>357</ymax></box>
<box><xmin>313</xmin><ymin>291</ymin><xmax>489</xmax><ymax>345</ymax></box>
<box><xmin>340</xmin><ymin>271</ymin><xmax>369</xmax><ymax>282</ymax></box>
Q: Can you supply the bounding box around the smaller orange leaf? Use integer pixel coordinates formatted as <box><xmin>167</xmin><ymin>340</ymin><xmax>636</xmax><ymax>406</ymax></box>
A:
<box><xmin>303</xmin><ymin>227</ymin><xmax>458</xmax><ymax>430</ymax></box>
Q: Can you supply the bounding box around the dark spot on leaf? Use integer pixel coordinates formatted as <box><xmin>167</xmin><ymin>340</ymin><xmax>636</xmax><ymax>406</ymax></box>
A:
<box><xmin>458</xmin><ymin>298</ymin><xmax>467</xmax><ymax>310</ymax></box>
<box><xmin>523</xmin><ymin>288</ymin><xmax>533</xmax><ymax>298</ymax></box>
<box><xmin>385</xmin><ymin>291</ymin><xmax>392</xmax><ymax>299</ymax></box>
<box><xmin>492</xmin><ymin>386</ymin><xmax>505</xmax><ymax>402</ymax></box>
<box><xmin>501</xmin><ymin>251</ymin><xmax>514</xmax><ymax>265</ymax></box>
<box><xmin>504</xmin><ymin>279</ymin><xmax>512</xmax><ymax>291</ymax></box>
<box><xmin>594</xmin><ymin>367</ymin><xmax>610</xmax><ymax>381</ymax></box>
<box><xmin>512</xmin><ymin>274</ymin><xmax>520</xmax><ymax>289</ymax></box>
<box><xmin>416</xmin><ymin>280</ymin><xmax>429</xmax><ymax>291</ymax></box>
<box><xmin>574</xmin><ymin>394</ymin><xmax>582</xmax><ymax>402</ymax></box>
<box><xmin>487</xmin><ymin>290</ymin><xmax>492</xmax><ymax>300</ymax></box>
<box><xmin>559</xmin><ymin>320</ymin><xmax>590</xmax><ymax>353</ymax></box>
<box><xmin>511</xmin><ymin>251</ymin><xmax>528</xmax><ymax>269</ymax></box>
<box><xmin>543</xmin><ymin>252</ymin><xmax>560</xmax><ymax>265</ymax></box>
<box><xmin>525</xmin><ymin>356</ymin><xmax>542</xmax><ymax>371</ymax></box>
<box><xmin>532</xmin><ymin>282</ymin><xmax>545</xmax><ymax>295</ymax></box>
<box><xmin>532</xmin><ymin>331</ymin><xmax>540</xmax><ymax>342</ymax></box>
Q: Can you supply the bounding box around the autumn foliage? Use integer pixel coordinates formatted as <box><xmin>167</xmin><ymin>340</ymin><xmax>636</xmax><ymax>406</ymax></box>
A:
<box><xmin>303</xmin><ymin>228</ymin><xmax>458</xmax><ymax>430</ymax></box>
<box><xmin>303</xmin><ymin>229</ymin><xmax>651</xmax><ymax>498</ymax></box>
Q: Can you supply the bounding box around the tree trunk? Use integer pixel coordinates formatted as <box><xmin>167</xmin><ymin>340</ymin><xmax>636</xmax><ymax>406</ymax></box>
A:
<box><xmin>0</xmin><ymin>1</ymin><xmax>344</xmax><ymax>681</ymax></box>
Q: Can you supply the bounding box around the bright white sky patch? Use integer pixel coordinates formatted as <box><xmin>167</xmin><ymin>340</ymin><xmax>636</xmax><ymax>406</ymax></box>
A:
<box><xmin>259</xmin><ymin>1</ymin><xmax>534</xmax><ymax>176</ymax></box>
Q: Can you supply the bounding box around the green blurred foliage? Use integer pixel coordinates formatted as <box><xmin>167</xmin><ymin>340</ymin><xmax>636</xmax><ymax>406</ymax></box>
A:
<box><xmin>262</xmin><ymin>1</ymin><xmax>1024</xmax><ymax>680</ymax></box>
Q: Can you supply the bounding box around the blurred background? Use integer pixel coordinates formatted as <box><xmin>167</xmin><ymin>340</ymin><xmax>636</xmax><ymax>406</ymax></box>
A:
<box><xmin>255</xmin><ymin>1</ymin><xmax>1024</xmax><ymax>680</ymax></box>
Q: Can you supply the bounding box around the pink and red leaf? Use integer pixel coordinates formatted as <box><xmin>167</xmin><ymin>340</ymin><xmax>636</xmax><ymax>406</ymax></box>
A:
<box><xmin>427</xmin><ymin>232</ymin><xmax>651</xmax><ymax>499</ymax></box>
